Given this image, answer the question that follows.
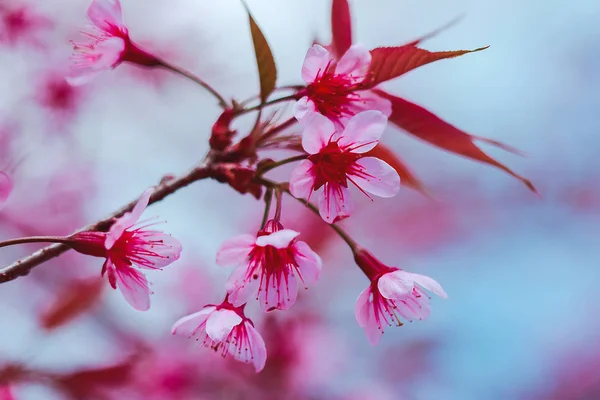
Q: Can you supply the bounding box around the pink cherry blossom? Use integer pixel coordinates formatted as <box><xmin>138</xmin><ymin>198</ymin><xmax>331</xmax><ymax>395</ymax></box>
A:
<box><xmin>216</xmin><ymin>220</ymin><xmax>322</xmax><ymax>312</ymax></box>
<box><xmin>68</xmin><ymin>188</ymin><xmax>182</xmax><ymax>310</ymax></box>
<box><xmin>353</xmin><ymin>247</ymin><xmax>447</xmax><ymax>346</ymax></box>
<box><xmin>67</xmin><ymin>0</ymin><xmax>161</xmax><ymax>85</ymax></box>
<box><xmin>0</xmin><ymin>2</ymin><xmax>52</xmax><ymax>47</ymax></box>
<box><xmin>295</xmin><ymin>44</ymin><xmax>391</xmax><ymax>128</ymax></box>
<box><xmin>171</xmin><ymin>297</ymin><xmax>267</xmax><ymax>373</ymax></box>
<box><xmin>289</xmin><ymin>110</ymin><xmax>400</xmax><ymax>223</ymax></box>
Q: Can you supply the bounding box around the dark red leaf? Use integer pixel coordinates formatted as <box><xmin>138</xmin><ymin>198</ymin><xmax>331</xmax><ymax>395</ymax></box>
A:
<box><xmin>375</xmin><ymin>89</ymin><xmax>536</xmax><ymax>193</ymax></box>
<box><xmin>361</xmin><ymin>44</ymin><xmax>488</xmax><ymax>89</ymax></box>
<box><xmin>58</xmin><ymin>360</ymin><xmax>135</xmax><ymax>398</ymax></box>
<box><xmin>243</xmin><ymin>4</ymin><xmax>277</xmax><ymax>102</ymax></box>
<box><xmin>40</xmin><ymin>277</ymin><xmax>104</xmax><ymax>331</ymax></box>
<box><xmin>364</xmin><ymin>144</ymin><xmax>430</xmax><ymax>197</ymax></box>
<box><xmin>331</xmin><ymin>0</ymin><xmax>352</xmax><ymax>58</ymax></box>
<box><xmin>210</xmin><ymin>108</ymin><xmax>237</xmax><ymax>151</ymax></box>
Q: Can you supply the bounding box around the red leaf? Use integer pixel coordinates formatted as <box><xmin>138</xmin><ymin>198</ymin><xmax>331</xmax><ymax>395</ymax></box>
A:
<box><xmin>331</xmin><ymin>0</ymin><xmax>352</xmax><ymax>58</ymax></box>
<box><xmin>58</xmin><ymin>360</ymin><xmax>135</xmax><ymax>398</ymax></box>
<box><xmin>362</xmin><ymin>44</ymin><xmax>488</xmax><ymax>89</ymax></box>
<box><xmin>364</xmin><ymin>144</ymin><xmax>430</xmax><ymax>197</ymax></box>
<box><xmin>375</xmin><ymin>89</ymin><xmax>536</xmax><ymax>193</ymax></box>
<box><xmin>243</xmin><ymin>3</ymin><xmax>277</xmax><ymax>102</ymax></box>
<box><xmin>40</xmin><ymin>277</ymin><xmax>104</xmax><ymax>331</ymax></box>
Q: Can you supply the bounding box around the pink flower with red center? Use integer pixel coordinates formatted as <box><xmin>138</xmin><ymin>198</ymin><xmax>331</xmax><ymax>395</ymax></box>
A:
<box><xmin>216</xmin><ymin>220</ymin><xmax>322</xmax><ymax>312</ymax></box>
<box><xmin>171</xmin><ymin>297</ymin><xmax>267</xmax><ymax>373</ymax></box>
<box><xmin>0</xmin><ymin>3</ymin><xmax>52</xmax><ymax>47</ymax></box>
<box><xmin>67</xmin><ymin>0</ymin><xmax>161</xmax><ymax>85</ymax></box>
<box><xmin>353</xmin><ymin>248</ymin><xmax>447</xmax><ymax>345</ymax></box>
<box><xmin>295</xmin><ymin>44</ymin><xmax>391</xmax><ymax>128</ymax></box>
<box><xmin>68</xmin><ymin>188</ymin><xmax>182</xmax><ymax>310</ymax></box>
<box><xmin>289</xmin><ymin>110</ymin><xmax>400</xmax><ymax>223</ymax></box>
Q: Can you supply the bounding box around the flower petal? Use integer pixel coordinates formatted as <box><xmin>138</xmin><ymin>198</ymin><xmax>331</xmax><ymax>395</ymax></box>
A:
<box><xmin>378</xmin><ymin>270</ymin><xmax>414</xmax><ymax>299</ymax></box>
<box><xmin>301</xmin><ymin>44</ymin><xmax>332</xmax><ymax>83</ymax></box>
<box><xmin>336</xmin><ymin>43</ymin><xmax>371</xmax><ymax>77</ymax></box>
<box><xmin>226</xmin><ymin>265</ymin><xmax>260</xmax><ymax>307</ymax></box>
<box><xmin>350</xmin><ymin>90</ymin><xmax>392</xmax><ymax>117</ymax></box>
<box><xmin>292</xmin><ymin>241</ymin><xmax>322</xmax><ymax>285</ymax></box>
<box><xmin>171</xmin><ymin>306</ymin><xmax>216</xmax><ymax>336</ymax></box>
<box><xmin>318</xmin><ymin>184</ymin><xmax>353</xmax><ymax>223</ymax></box>
<box><xmin>0</xmin><ymin>171</ymin><xmax>12</xmax><ymax>206</ymax></box>
<box><xmin>301</xmin><ymin>113</ymin><xmax>336</xmax><ymax>154</ymax></box>
<box><xmin>216</xmin><ymin>234</ymin><xmax>255</xmax><ymax>267</ymax></box>
<box><xmin>114</xmin><ymin>263</ymin><xmax>150</xmax><ymax>311</ymax></box>
<box><xmin>105</xmin><ymin>187</ymin><xmax>152</xmax><ymax>250</ymax></box>
<box><xmin>255</xmin><ymin>229</ymin><xmax>300</xmax><ymax>249</ymax></box>
<box><xmin>294</xmin><ymin>96</ymin><xmax>317</xmax><ymax>121</ymax></box>
<box><xmin>205</xmin><ymin>309</ymin><xmax>242</xmax><ymax>342</ymax></box>
<box><xmin>351</xmin><ymin>157</ymin><xmax>400</xmax><ymax>198</ymax></box>
<box><xmin>338</xmin><ymin>110</ymin><xmax>387</xmax><ymax>153</ymax></box>
<box><xmin>260</xmin><ymin>271</ymin><xmax>298</xmax><ymax>311</ymax></box>
<box><xmin>243</xmin><ymin>322</ymin><xmax>267</xmax><ymax>372</ymax></box>
<box><xmin>67</xmin><ymin>37</ymin><xmax>126</xmax><ymax>86</ymax></box>
<box><xmin>289</xmin><ymin>160</ymin><xmax>316</xmax><ymax>200</ymax></box>
<box><xmin>354</xmin><ymin>286</ymin><xmax>372</xmax><ymax>328</ymax></box>
<box><xmin>88</xmin><ymin>0</ymin><xmax>125</xmax><ymax>31</ymax></box>
<box><xmin>128</xmin><ymin>231</ymin><xmax>182</xmax><ymax>269</ymax></box>
<box><xmin>410</xmin><ymin>272</ymin><xmax>447</xmax><ymax>299</ymax></box>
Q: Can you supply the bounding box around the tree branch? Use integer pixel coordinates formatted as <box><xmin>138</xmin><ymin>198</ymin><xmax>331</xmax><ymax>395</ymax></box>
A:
<box><xmin>0</xmin><ymin>163</ymin><xmax>215</xmax><ymax>284</ymax></box>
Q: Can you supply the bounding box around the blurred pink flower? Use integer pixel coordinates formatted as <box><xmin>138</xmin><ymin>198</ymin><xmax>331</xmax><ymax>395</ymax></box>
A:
<box><xmin>295</xmin><ymin>44</ymin><xmax>391</xmax><ymax>128</ymax></box>
<box><xmin>0</xmin><ymin>386</ymin><xmax>14</xmax><ymax>400</ymax></box>
<box><xmin>172</xmin><ymin>298</ymin><xmax>267</xmax><ymax>373</ymax></box>
<box><xmin>0</xmin><ymin>2</ymin><xmax>52</xmax><ymax>47</ymax></box>
<box><xmin>216</xmin><ymin>220</ymin><xmax>322</xmax><ymax>312</ymax></box>
<box><xmin>67</xmin><ymin>0</ymin><xmax>160</xmax><ymax>85</ymax></box>
<box><xmin>353</xmin><ymin>248</ymin><xmax>447</xmax><ymax>345</ymax></box>
<box><xmin>289</xmin><ymin>111</ymin><xmax>400</xmax><ymax>223</ymax></box>
<box><xmin>68</xmin><ymin>188</ymin><xmax>182</xmax><ymax>310</ymax></box>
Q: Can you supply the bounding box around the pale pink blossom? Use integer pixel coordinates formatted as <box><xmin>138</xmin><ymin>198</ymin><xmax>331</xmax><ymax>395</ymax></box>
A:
<box><xmin>353</xmin><ymin>248</ymin><xmax>447</xmax><ymax>345</ymax></box>
<box><xmin>68</xmin><ymin>188</ymin><xmax>182</xmax><ymax>310</ymax></box>
<box><xmin>289</xmin><ymin>110</ymin><xmax>400</xmax><ymax>223</ymax></box>
<box><xmin>295</xmin><ymin>44</ymin><xmax>391</xmax><ymax>128</ymax></box>
<box><xmin>67</xmin><ymin>0</ymin><xmax>160</xmax><ymax>85</ymax></box>
<box><xmin>171</xmin><ymin>297</ymin><xmax>267</xmax><ymax>373</ymax></box>
<box><xmin>216</xmin><ymin>220</ymin><xmax>322</xmax><ymax>312</ymax></box>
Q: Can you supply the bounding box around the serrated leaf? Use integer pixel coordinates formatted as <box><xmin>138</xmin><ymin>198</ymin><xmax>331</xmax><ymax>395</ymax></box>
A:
<box><xmin>375</xmin><ymin>89</ymin><xmax>536</xmax><ymax>193</ymax></box>
<box><xmin>361</xmin><ymin>44</ymin><xmax>488</xmax><ymax>89</ymax></box>
<box><xmin>244</xmin><ymin>5</ymin><xmax>277</xmax><ymax>102</ymax></box>
<box><xmin>331</xmin><ymin>0</ymin><xmax>352</xmax><ymax>58</ymax></box>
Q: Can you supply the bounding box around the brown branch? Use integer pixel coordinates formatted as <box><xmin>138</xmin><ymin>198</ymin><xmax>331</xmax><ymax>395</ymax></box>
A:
<box><xmin>0</xmin><ymin>163</ymin><xmax>215</xmax><ymax>284</ymax></box>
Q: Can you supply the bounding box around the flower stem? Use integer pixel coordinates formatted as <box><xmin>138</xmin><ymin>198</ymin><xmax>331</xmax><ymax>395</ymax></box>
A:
<box><xmin>261</xmin><ymin>188</ymin><xmax>273</xmax><ymax>228</ymax></box>
<box><xmin>257</xmin><ymin>117</ymin><xmax>298</xmax><ymax>146</ymax></box>
<box><xmin>158</xmin><ymin>60</ymin><xmax>228</xmax><ymax>109</ymax></box>
<box><xmin>0</xmin><ymin>236</ymin><xmax>71</xmax><ymax>249</ymax></box>
<box><xmin>238</xmin><ymin>94</ymin><xmax>299</xmax><ymax>115</ymax></box>
<box><xmin>257</xmin><ymin>154</ymin><xmax>307</xmax><ymax>175</ymax></box>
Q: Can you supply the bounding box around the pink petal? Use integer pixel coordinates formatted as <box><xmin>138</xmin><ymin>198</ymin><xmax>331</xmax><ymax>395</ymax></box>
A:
<box><xmin>292</xmin><ymin>241</ymin><xmax>322</xmax><ymax>285</ymax></box>
<box><xmin>301</xmin><ymin>44</ymin><xmax>332</xmax><ymax>83</ymax></box>
<box><xmin>354</xmin><ymin>286</ymin><xmax>372</xmax><ymax>328</ymax></box>
<box><xmin>260</xmin><ymin>271</ymin><xmax>298</xmax><ymax>311</ymax></box>
<box><xmin>216</xmin><ymin>234</ymin><xmax>255</xmax><ymax>267</ymax></box>
<box><xmin>242</xmin><ymin>321</ymin><xmax>267</xmax><ymax>372</ymax></box>
<box><xmin>351</xmin><ymin>157</ymin><xmax>400</xmax><ymax>198</ymax></box>
<box><xmin>114</xmin><ymin>262</ymin><xmax>151</xmax><ymax>311</ymax></box>
<box><xmin>338</xmin><ymin>110</ymin><xmax>387</xmax><ymax>153</ymax></box>
<box><xmin>289</xmin><ymin>160</ymin><xmax>316</xmax><ymax>199</ymax></box>
<box><xmin>225</xmin><ymin>265</ymin><xmax>260</xmax><ymax>307</ymax></box>
<box><xmin>67</xmin><ymin>37</ymin><xmax>126</xmax><ymax>86</ymax></box>
<box><xmin>255</xmin><ymin>229</ymin><xmax>300</xmax><ymax>249</ymax></box>
<box><xmin>351</xmin><ymin>90</ymin><xmax>393</xmax><ymax>117</ymax></box>
<box><xmin>410</xmin><ymin>272</ymin><xmax>447</xmax><ymax>299</ymax></box>
<box><xmin>128</xmin><ymin>231</ymin><xmax>182</xmax><ymax>269</ymax></box>
<box><xmin>364</xmin><ymin>311</ymin><xmax>384</xmax><ymax>346</ymax></box>
<box><xmin>396</xmin><ymin>293</ymin><xmax>431</xmax><ymax>321</ymax></box>
<box><xmin>87</xmin><ymin>0</ymin><xmax>125</xmax><ymax>32</ymax></box>
<box><xmin>317</xmin><ymin>184</ymin><xmax>353</xmax><ymax>223</ymax></box>
<box><xmin>105</xmin><ymin>188</ymin><xmax>152</xmax><ymax>250</ymax></box>
<box><xmin>0</xmin><ymin>171</ymin><xmax>12</xmax><ymax>205</ymax></box>
<box><xmin>205</xmin><ymin>309</ymin><xmax>242</xmax><ymax>342</ymax></box>
<box><xmin>335</xmin><ymin>43</ymin><xmax>371</xmax><ymax>77</ymax></box>
<box><xmin>171</xmin><ymin>306</ymin><xmax>216</xmax><ymax>336</ymax></box>
<box><xmin>378</xmin><ymin>270</ymin><xmax>414</xmax><ymax>299</ymax></box>
<box><xmin>294</xmin><ymin>97</ymin><xmax>317</xmax><ymax>121</ymax></box>
<box><xmin>301</xmin><ymin>113</ymin><xmax>336</xmax><ymax>154</ymax></box>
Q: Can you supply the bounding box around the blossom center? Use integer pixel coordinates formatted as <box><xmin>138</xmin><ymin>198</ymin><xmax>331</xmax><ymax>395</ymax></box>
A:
<box><xmin>306</xmin><ymin>63</ymin><xmax>362</xmax><ymax>119</ymax></box>
<box><xmin>308</xmin><ymin>141</ymin><xmax>359</xmax><ymax>190</ymax></box>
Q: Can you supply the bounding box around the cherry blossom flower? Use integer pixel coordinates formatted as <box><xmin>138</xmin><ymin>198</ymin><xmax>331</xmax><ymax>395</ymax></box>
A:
<box><xmin>216</xmin><ymin>220</ymin><xmax>322</xmax><ymax>312</ymax></box>
<box><xmin>0</xmin><ymin>2</ymin><xmax>52</xmax><ymax>47</ymax></box>
<box><xmin>171</xmin><ymin>297</ymin><xmax>267</xmax><ymax>373</ymax></box>
<box><xmin>67</xmin><ymin>0</ymin><xmax>161</xmax><ymax>85</ymax></box>
<box><xmin>353</xmin><ymin>247</ymin><xmax>447</xmax><ymax>345</ymax></box>
<box><xmin>289</xmin><ymin>110</ymin><xmax>400</xmax><ymax>223</ymax></box>
<box><xmin>295</xmin><ymin>44</ymin><xmax>391</xmax><ymax>128</ymax></box>
<box><xmin>67</xmin><ymin>188</ymin><xmax>182</xmax><ymax>310</ymax></box>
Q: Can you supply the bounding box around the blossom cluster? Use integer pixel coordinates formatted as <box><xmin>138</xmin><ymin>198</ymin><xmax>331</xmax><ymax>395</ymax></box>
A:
<box><xmin>0</xmin><ymin>0</ymin><xmax>535</xmax><ymax>376</ymax></box>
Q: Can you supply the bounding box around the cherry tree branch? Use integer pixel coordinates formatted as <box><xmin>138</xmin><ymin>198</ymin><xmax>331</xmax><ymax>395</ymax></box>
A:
<box><xmin>0</xmin><ymin>163</ymin><xmax>215</xmax><ymax>284</ymax></box>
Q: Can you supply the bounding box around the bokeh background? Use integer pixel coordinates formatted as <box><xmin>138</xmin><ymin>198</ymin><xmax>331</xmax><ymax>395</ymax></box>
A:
<box><xmin>1</xmin><ymin>0</ymin><xmax>599</xmax><ymax>399</ymax></box>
